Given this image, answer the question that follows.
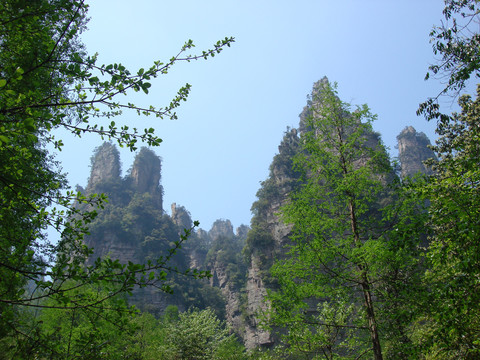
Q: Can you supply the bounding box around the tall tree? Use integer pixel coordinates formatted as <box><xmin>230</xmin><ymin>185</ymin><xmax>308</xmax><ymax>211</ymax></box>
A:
<box><xmin>266</xmin><ymin>80</ymin><xmax>393</xmax><ymax>359</ymax></box>
<box><xmin>266</xmin><ymin>80</ymin><xmax>429</xmax><ymax>359</ymax></box>
<box><xmin>0</xmin><ymin>0</ymin><xmax>233</xmax><ymax>353</ymax></box>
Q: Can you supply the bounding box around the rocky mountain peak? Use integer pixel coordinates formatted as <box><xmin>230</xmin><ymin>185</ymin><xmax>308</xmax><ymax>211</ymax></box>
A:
<box><xmin>397</xmin><ymin>126</ymin><xmax>436</xmax><ymax>178</ymax></box>
<box><xmin>130</xmin><ymin>147</ymin><xmax>162</xmax><ymax>194</ymax></box>
<box><xmin>236</xmin><ymin>224</ymin><xmax>250</xmax><ymax>240</ymax></box>
<box><xmin>171</xmin><ymin>203</ymin><xmax>193</xmax><ymax>230</ymax></box>
<box><xmin>299</xmin><ymin>76</ymin><xmax>347</xmax><ymax>133</ymax></box>
<box><xmin>209</xmin><ymin>219</ymin><xmax>234</xmax><ymax>241</ymax></box>
<box><xmin>87</xmin><ymin>142</ymin><xmax>121</xmax><ymax>190</ymax></box>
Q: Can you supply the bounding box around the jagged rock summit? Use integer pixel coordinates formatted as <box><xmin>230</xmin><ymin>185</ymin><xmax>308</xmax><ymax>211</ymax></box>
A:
<box><xmin>397</xmin><ymin>126</ymin><xmax>436</xmax><ymax>178</ymax></box>
<box><xmin>86</xmin><ymin>143</ymin><xmax>163</xmax><ymax>209</ymax></box>
<box><xmin>130</xmin><ymin>147</ymin><xmax>162</xmax><ymax>200</ymax></box>
<box><xmin>87</xmin><ymin>142</ymin><xmax>121</xmax><ymax>190</ymax></box>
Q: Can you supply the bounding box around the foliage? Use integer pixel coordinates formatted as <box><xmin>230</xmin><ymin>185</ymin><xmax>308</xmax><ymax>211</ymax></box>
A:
<box><xmin>128</xmin><ymin>307</ymin><xmax>247</xmax><ymax>360</ymax></box>
<box><xmin>412</xmin><ymin>1</ymin><xmax>480</xmax><ymax>357</ymax></box>
<box><xmin>0</xmin><ymin>283</ymin><xmax>137</xmax><ymax>359</ymax></box>
<box><xmin>38</xmin><ymin>285</ymin><xmax>136</xmax><ymax>360</ymax></box>
<box><xmin>206</xmin><ymin>235</ymin><xmax>248</xmax><ymax>289</ymax></box>
<box><xmin>244</xmin><ymin>221</ymin><xmax>275</xmax><ymax>262</ymax></box>
<box><xmin>2</xmin><ymin>298</ymin><xmax>248</xmax><ymax>360</ymax></box>
<box><xmin>374</xmin><ymin>177</ymin><xmax>430</xmax><ymax>360</ymax></box>
<box><xmin>0</xmin><ymin>0</ymin><xmax>233</xmax><ymax>353</ymax></box>
<box><xmin>413</xmin><ymin>86</ymin><xmax>480</xmax><ymax>359</ymax></box>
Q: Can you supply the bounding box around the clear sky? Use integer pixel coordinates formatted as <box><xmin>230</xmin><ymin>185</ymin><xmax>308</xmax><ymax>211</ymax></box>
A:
<box><xmin>54</xmin><ymin>0</ymin><xmax>449</xmax><ymax>232</ymax></box>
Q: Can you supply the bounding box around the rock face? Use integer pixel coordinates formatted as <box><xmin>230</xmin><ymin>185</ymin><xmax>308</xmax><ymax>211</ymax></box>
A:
<box><xmin>397</xmin><ymin>126</ymin><xmax>436</xmax><ymax>178</ymax></box>
<box><xmin>242</xmin><ymin>127</ymin><xmax>300</xmax><ymax>349</ymax></box>
<box><xmin>83</xmin><ymin>145</ymin><xmax>181</xmax><ymax>314</ymax></box>
<box><xmin>203</xmin><ymin>219</ymin><xmax>248</xmax><ymax>339</ymax></box>
<box><xmin>130</xmin><ymin>147</ymin><xmax>163</xmax><ymax>209</ymax></box>
<box><xmin>171</xmin><ymin>203</ymin><xmax>193</xmax><ymax>230</ymax></box>
<box><xmin>209</xmin><ymin>219</ymin><xmax>235</xmax><ymax>240</ymax></box>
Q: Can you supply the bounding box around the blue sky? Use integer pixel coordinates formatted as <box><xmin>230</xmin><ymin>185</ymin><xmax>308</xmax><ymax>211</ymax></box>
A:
<box><xmin>55</xmin><ymin>0</ymin><xmax>449</xmax><ymax>232</ymax></box>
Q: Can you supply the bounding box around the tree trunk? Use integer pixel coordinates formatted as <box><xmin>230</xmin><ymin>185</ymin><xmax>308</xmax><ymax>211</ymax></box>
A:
<box><xmin>361</xmin><ymin>280</ymin><xmax>383</xmax><ymax>360</ymax></box>
<box><xmin>349</xmin><ymin>198</ymin><xmax>383</xmax><ymax>360</ymax></box>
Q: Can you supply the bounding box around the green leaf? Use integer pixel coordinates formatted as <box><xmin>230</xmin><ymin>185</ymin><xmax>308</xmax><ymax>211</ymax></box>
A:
<box><xmin>24</xmin><ymin>118</ymin><xmax>35</xmax><ymax>132</ymax></box>
<box><xmin>141</xmin><ymin>82</ymin><xmax>151</xmax><ymax>94</ymax></box>
<box><xmin>0</xmin><ymin>135</ymin><xmax>9</xmax><ymax>145</ymax></box>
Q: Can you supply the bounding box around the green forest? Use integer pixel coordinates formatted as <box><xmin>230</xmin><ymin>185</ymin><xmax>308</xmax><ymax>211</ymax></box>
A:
<box><xmin>1</xmin><ymin>0</ymin><xmax>480</xmax><ymax>359</ymax></box>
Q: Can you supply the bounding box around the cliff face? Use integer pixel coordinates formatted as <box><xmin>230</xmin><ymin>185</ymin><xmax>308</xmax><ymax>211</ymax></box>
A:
<box><xmin>83</xmin><ymin>145</ymin><xmax>182</xmax><ymax>314</ymax></box>
<box><xmin>242</xmin><ymin>128</ymin><xmax>300</xmax><ymax>349</ymax></box>
<box><xmin>203</xmin><ymin>219</ymin><xmax>248</xmax><ymax>339</ymax></box>
<box><xmin>171</xmin><ymin>203</ymin><xmax>193</xmax><ymax>230</ymax></box>
<box><xmin>209</xmin><ymin>219</ymin><xmax>235</xmax><ymax>240</ymax></box>
<box><xmin>87</xmin><ymin>142</ymin><xmax>121</xmax><ymax>189</ymax></box>
<box><xmin>130</xmin><ymin>148</ymin><xmax>163</xmax><ymax>209</ymax></box>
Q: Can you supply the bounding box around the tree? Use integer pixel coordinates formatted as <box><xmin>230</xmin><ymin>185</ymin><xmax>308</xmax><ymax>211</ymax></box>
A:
<box><xmin>0</xmin><ymin>0</ymin><xmax>233</xmax><ymax>352</ymax></box>
<box><xmin>127</xmin><ymin>307</ymin><xmax>247</xmax><ymax>360</ymax></box>
<box><xmin>412</xmin><ymin>1</ymin><xmax>480</xmax><ymax>357</ymax></box>
<box><xmin>35</xmin><ymin>285</ymin><xmax>136</xmax><ymax>360</ymax></box>
<box><xmin>266</xmin><ymin>80</ymin><xmax>426</xmax><ymax>360</ymax></box>
<box><xmin>412</xmin><ymin>86</ymin><xmax>480</xmax><ymax>359</ymax></box>
<box><xmin>163</xmin><ymin>307</ymin><xmax>245</xmax><ymax>360</ymax></box>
